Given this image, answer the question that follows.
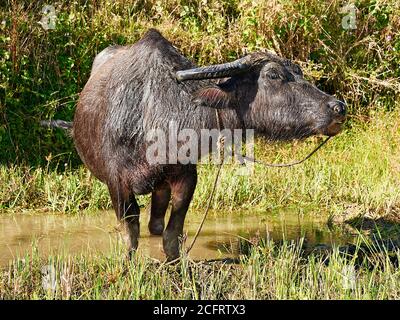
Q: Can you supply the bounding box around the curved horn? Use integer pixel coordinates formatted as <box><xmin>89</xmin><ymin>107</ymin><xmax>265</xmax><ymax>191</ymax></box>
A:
<box><xmin>176</xmin><ymin>52</ymin><xmax>268</xmax><ymax>82</ymax></box>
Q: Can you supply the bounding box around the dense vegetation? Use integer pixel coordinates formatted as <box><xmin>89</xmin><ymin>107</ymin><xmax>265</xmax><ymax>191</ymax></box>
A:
<box><xmin>1</xmin><ymin>0</ymin><xmax>400</xmax><ymax>301</ymax></box>
<box><xmin>1</xmin><ymin>0</ymin><xmax>400</xmax><ymax>165</ymax></box>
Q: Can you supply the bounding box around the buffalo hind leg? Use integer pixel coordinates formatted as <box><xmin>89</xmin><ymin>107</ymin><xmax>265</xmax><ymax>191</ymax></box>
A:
<box><xmin>163</xmin><ymin>168</ymin><xmax>197</xmax><ymax>261</ymax></box>
<box><xmin>149</xmin><ymin>185</ymin><xmax>171</xmax><ymax>235</ymax></box>
<box><xmin>108</xmin><ymin>184</ymin><xmax>140</xmax><ymax>257</ymax></box>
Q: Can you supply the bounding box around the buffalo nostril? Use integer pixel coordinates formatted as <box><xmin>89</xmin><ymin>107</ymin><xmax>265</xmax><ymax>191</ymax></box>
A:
<box><xmin>333</xmin><ymin>104</ymin><xmax>343</xmax><ymax>114</ymax></box>
<box><xmin>328</xmin><ymin>100</ymin><xmax>346</xmax><ymax>116</ymax></box>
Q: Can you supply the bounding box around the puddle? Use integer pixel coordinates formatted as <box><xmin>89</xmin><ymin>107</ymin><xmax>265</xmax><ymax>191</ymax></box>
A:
<box><xmin>0</xmin><ymin>210</ymin><xmax>354</xmax><ymax>266</ymax></box>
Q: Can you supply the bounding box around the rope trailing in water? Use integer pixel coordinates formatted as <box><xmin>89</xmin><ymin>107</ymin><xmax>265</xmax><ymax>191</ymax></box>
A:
<box><xmin>186</xmin><ymin>110</ymin><xmax>225</xmax><ymax>255</ymax></box>
<box><xmin>185</xmin><ymin>110</ymin><xmax>333</xmax><ymax>255</ymax></box>
<box><xmin>185</xmin><ymin>159</ymin><xmax>224</xmax><ymax>254</ymax></box>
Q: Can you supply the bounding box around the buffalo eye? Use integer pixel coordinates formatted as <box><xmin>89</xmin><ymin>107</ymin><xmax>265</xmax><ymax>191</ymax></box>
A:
<box><xmin>292</xmin><ymin>64</ymin><xmax>303</xmax><ymax>76</ymax></box>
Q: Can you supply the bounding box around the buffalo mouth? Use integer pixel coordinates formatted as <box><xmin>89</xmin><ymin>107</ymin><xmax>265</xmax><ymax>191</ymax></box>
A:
<box><xmin>322</xmin><ymin>117</ymin><xmax>346</xmax><ymax>136</ymax></box>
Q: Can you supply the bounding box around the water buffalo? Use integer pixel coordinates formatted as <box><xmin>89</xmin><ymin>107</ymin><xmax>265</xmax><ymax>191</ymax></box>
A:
<box><xmin>51</xmin><ymin>28</ymin><xmax>346</xmax><ymax>260</ymax></box>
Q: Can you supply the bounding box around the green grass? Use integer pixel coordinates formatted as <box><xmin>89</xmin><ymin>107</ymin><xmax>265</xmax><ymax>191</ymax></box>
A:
<box><xmin>1</xmin><ymin>108</ymin><xmax>399</xmax><ymax>223</ymax></box>
<box><xmin>1</xmin><ymin>236</ymin><xmax>399</xmax><ymax>299</ymax></box>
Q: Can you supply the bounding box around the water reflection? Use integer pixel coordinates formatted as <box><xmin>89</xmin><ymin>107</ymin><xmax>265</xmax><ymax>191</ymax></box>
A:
<box><xmin>0</xmin><ymin>210</ymin><xmax>353</xmax><ymax>266</ymax></box>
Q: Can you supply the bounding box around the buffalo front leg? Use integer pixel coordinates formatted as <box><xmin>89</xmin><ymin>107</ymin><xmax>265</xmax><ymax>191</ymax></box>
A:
<box><xmin>148</xmin><ymin>185</ymin><xmax>171</xmax><ymax>235</ymax></box>
<box><xmin>163</xmin><ymin>168</ymin><xmax>197</xmax><ymax>261</ymax></box>
<box><xmin>108</xmin><ymin>184</ymin><xmax>140</xmax><ymax>257</ymax></box>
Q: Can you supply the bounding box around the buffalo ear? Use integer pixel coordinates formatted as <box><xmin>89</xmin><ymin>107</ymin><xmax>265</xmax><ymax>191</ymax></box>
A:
<box><xmin>192</xmin><ymin>86</ymin><xmax>234</xmax><ymax>109</ymax></box>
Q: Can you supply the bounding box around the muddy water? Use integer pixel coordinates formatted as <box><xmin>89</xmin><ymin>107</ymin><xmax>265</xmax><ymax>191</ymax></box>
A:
<box><xmin>0</xmin><ymin>210</ymin><xmax>352</xmax><ymax>266</ymax></box>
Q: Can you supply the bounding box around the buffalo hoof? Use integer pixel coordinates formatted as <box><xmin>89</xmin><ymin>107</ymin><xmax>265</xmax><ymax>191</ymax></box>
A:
<box><xmin>126</xmin><ymin>248</ymin><xmax>137</xmax><ymax>260</ymax></box>
<box><xmin>163</xmin><ymin>232</ymin><xmax>180</xmax><ymax>261</ymax></box>
<box><xmin>148</xmin><ymin>220</ymin><xmax>164</xmax><ymax>235</ymax></box>
<box><xmin>166</xmin><ymin>256</ymin><xmax>180</xmax><ymax>264</ymax></box>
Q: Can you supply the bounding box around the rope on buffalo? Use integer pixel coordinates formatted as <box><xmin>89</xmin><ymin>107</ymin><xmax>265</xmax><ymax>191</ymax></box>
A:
<box><xmin>185</xmin><ymin>110</ymin><xmax>333</xmax><ymax>256</ymax></box>
<box><xmin>237</xmin><ymin>136</ymin><xmax>331</xmax><ymax>168</ymax></box>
